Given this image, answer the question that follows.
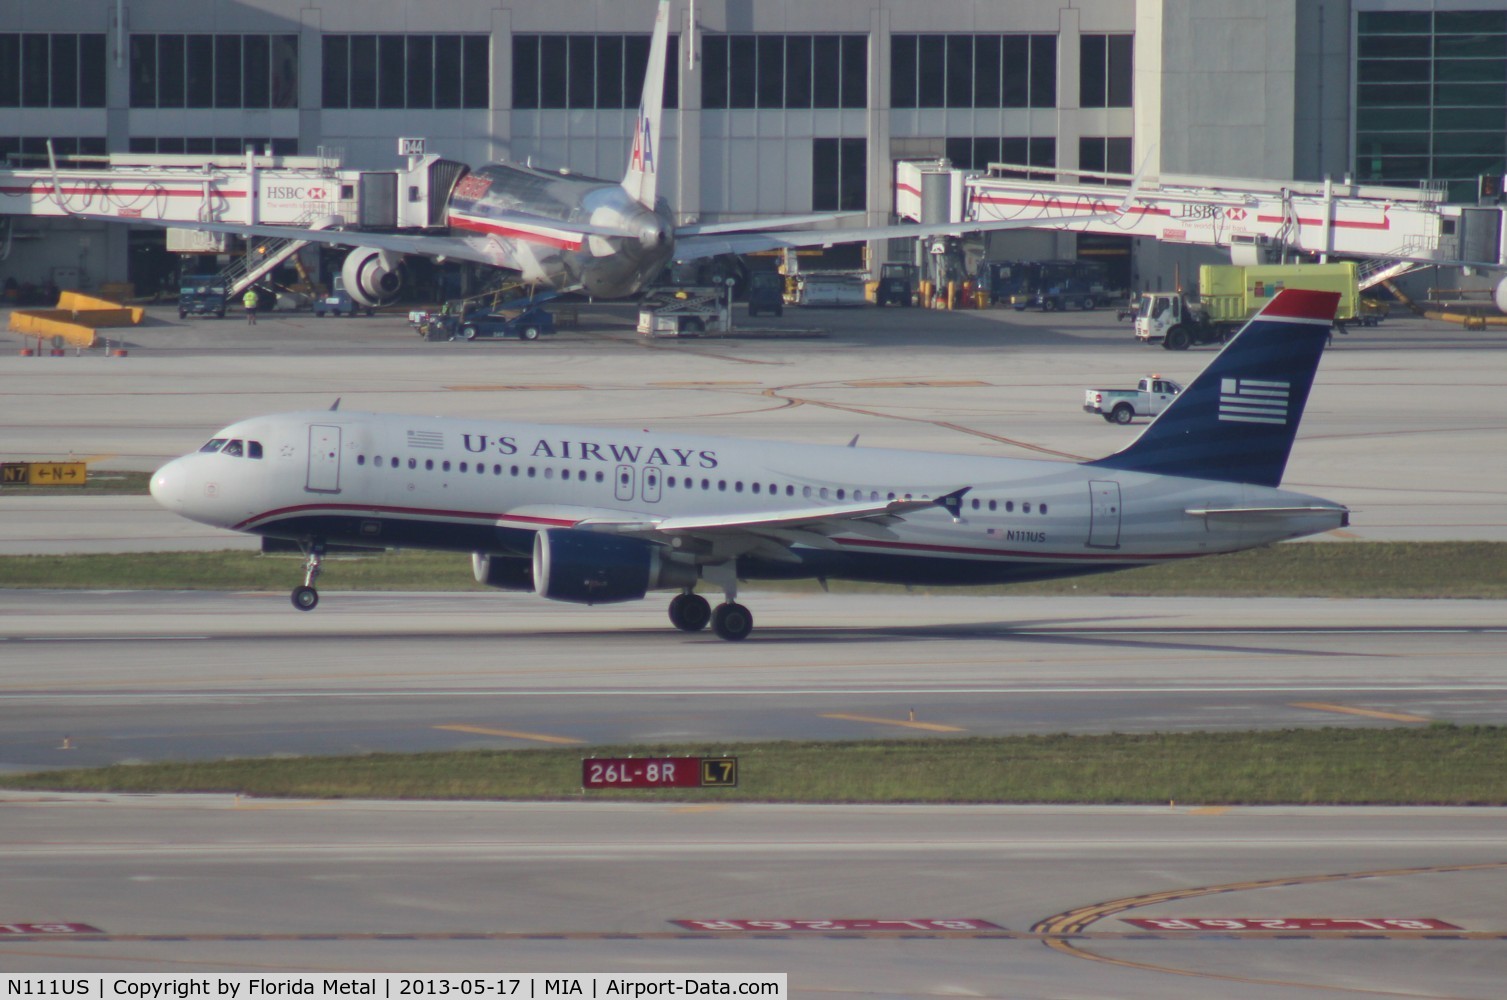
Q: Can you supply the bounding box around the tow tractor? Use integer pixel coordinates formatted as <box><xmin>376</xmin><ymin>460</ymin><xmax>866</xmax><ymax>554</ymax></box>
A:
<box><xmin>410</xmin><ymin>288</ymin><xmax>559</xmax><ymax>341</ymax></box>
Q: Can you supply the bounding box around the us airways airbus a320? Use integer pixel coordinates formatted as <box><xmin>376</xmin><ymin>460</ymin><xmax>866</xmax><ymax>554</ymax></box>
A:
<box><xmin>149</xmin><ymin>289</ymin><xmax>1349</xmax><ymax>641</ymax></box>
<box><xmin>77</xmin><ymin>0</ymin><xmax>1108</xmax><ymax>307</ymax></box>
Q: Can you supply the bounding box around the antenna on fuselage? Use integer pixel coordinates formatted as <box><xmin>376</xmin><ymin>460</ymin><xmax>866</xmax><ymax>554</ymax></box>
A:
<box><xmin>329</xmin><ymin>397</ymin><xmax>341</xmax><ymax>411</ymax></box>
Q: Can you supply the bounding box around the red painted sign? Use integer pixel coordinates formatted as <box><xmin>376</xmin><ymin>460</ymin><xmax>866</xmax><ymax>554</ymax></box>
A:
<box><xmin>1123</xmin><ymin>918</ymin><xmax>1462</xmax><ymax>932</ymax></box>
<box><xmin>672</xmin><ymin>919</ymin><xmax>1003</xmax><ymax>932</ymax></box>
<box><xmin>582</xmin><ymin>757</ymin><xmax>737</xmax><ymax>789</ymax></box>
<box><xmin>0</xmin><ymin>923</ymin><xmax>103</xmax><ymax>935</ymax></box>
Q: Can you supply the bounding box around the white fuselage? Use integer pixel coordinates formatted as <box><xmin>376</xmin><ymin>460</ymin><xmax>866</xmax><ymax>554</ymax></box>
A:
<box><xmin>151</xmin><ymin>410</ymin><xmax>1346</xmax><ymax>588</ymax></box>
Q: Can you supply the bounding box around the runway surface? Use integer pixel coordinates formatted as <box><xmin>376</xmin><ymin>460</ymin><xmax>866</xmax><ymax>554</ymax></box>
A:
<box><xmin>2</xmin><ymin>590</ymin><xmax>1504</xmax><ymax>770</ymax></box>
<box><xmin>3</xmin><ymin>304</ymin><xmax>1506</xmax><ymax>991</ymax></box>
<box><xmin>4</xmin><ymin>792</ymin><xmax>1505</xmax><ymax>997</ymax></box>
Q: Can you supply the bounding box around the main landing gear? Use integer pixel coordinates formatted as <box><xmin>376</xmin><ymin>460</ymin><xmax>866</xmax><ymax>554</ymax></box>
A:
<box><xmin>667</xmin><ymin>573</ymin><xmax>754</xmax><ymax>641</ymax></box>
<box><xmin>290</xmin><ymin>542</ymin><xmax>324</xmax><ymax>611</ymax></box>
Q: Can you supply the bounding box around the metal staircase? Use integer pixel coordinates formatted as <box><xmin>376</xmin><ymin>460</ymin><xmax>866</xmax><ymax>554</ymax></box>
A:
<box><xmin>217</xmin><ymin>213</ymin><xmax>338</xmax><ymax>295</ymax></box>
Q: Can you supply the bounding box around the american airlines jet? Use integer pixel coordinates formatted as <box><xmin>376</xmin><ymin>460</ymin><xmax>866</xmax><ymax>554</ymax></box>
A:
<box><xmin>78</xmin><ymin>0</ymin><xmax>1108</xmax><ymax>306</ymax></box>
<box><xmin>149</xmin><ymin>289</ymin><xmax>1348</xmax><ymax>640</ymax></box>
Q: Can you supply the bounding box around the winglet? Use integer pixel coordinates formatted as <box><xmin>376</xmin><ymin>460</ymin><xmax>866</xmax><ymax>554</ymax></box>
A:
<box><xmin>621</xmin><ymin>0</ymin><xmax>671</xmax><ymax>208</ymax></box>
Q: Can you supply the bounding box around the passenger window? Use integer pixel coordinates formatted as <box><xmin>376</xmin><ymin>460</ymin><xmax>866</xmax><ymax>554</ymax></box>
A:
<box><xmin>221</xmin><ymin>439</ymin><xmax>244</xmax><ymax>457</ymax></box>
<box><xmin>1040</xmin><ymin>503</ymin><xmax>1049</xmax><ymax>514</ymax></box>
<box><xmin>1023</xmin><ymin>502</ymin><xmax>1032</xmax><ymax>513</ymax></box>
<box><xmin>247</xmin><ymin>441</ymin><xmax>263</xmax><ymax>459</ymax></box>
<box><xmin>989</xmin><ymin>499</ymin><xmax>997</xmax><ymax>512</ymax></box>
<box><xmin>390</xmin><ymin>457</ymin><xmax>399</xmax><ymax>468</ymax></box>
<box><xmin>545</xmin><ymin>468</ymin><xmax>555</xmax><ymax>480</ymax></box>
<box><xmin>786</xmin><ymin>485</ymin><xmax>794</xmax><ymax>496</ymax></box>
<box><xmin>803</xmin><ymin>486</ymin><xmax>812</xmax><ymax>499</ymax></box>
<box><xmin>460</xmin><ymin>462</ymin><xmax>468</xmax><ymax>473</ymax></box>
<box><xmin>836</xmin><ymin>489</ymin><xmax>845</xmax><ymax>500</ymax></box>
<box><xmin>669</xmin><ymin>476</ymin><xmax>678</xmax><ymax>488</ymax></box>
<box><xmin>409</xmin><ymin>458</ymin><xmax>417</xmax><ymax>469</ymax></box>
<box><xmin>597</xmin><ymin>471</ymin><xmax>605</xmax><ymax>483</ymax></box>
<box><xmin>1006</xmin><ymin>501</ymin><xmax>1014</xmax><ymax>512</ymax></box>
<box><xmin>751</xmin><ymin>482</ymin><xmax>760</xmax><ymax>494</ymax></box>
<box><xmin>357</xmin><ymin>455</ymin><xmax>366</xmax><ymax>466</ymax></box>
<box><xmin>735</xmin><ymin>481</ymin><xmax>743</xmax><ymax>492</ymax></box>
<box><xmin>199</xmin><ymin>439</ymin><xmax>227</xmax><ymax>453</ymax></box>
<box><xmin>425</xmin><ymin>459</ymin><xmax>433</xmax><ymax>471</ymax></box>
<box><xmin>819</xmin><ymin>487</ymin><xmax>829</xmax><ymax>500</ymax></box>
<box><xmin>442</xmin><ymin>461</ymin><xmax>451</xmax><ymax>472</ymax></box>
<box><xmin>971</xmin><ymin>499</ymin><xmax>980</xmax><ymax>510</ymax></box>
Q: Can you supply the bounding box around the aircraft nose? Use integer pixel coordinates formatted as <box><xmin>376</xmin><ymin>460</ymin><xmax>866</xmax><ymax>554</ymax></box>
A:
<box><xmin>149</xmin><ymin>458</ymin><xmax>187</xmax><ymax>510</ymax></box>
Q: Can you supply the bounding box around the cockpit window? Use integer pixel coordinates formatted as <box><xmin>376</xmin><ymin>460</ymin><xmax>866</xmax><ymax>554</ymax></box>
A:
<box><xmin>199</xmin><ymin>438</ymin><xmax>228</xmax><ymax>453</ymax></box>
<box><xmin>222</xmin><ymin>439</ymin><xmax>244</xmax><ymax>457</ymax></box>
<box><xmin>247</xmin><ymin>441</ymin><xmax>263</xmax><ymax>459</ymax></box>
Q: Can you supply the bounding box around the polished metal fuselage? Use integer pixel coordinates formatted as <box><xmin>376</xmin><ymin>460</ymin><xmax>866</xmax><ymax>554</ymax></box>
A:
<box><xmin>445</xmin><ymin>163</ymin><xmax>675</xmax><ymax>297</ymax></box>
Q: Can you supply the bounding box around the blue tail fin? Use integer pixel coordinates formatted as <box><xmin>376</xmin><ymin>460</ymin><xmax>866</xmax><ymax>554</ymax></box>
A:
<box><xmin>1087</xmin><ymin>288</ymin><xmax>1340</xmax><ymax>487</ymax></box>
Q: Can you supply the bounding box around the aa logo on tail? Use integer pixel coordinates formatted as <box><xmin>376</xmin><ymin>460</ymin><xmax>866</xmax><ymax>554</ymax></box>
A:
<box><xmin>630</xmin><ymin>116</ymin><xmax>655</xmax><ymax>174</ymax></box>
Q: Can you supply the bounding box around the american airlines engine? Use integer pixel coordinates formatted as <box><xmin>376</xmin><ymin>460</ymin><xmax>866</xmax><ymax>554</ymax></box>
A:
<box><xmin>150</xmin><ymin>290</ymin><xmax>1349</xmax><ymax>641</ymax></box>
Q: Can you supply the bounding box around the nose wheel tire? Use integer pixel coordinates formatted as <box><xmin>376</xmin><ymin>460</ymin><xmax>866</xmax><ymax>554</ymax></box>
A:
<box><xmin>710</xmin><ymin>601</ymin><xmax>753</xmax><ymax>641</ymax></box>
<box><xmin>291</xmin><ymin>585</ymin><xmax>319</xmax><ymax>611</ymax></box>
<box><xmin>669</xmin><ymin>593</ymin><xmax>712</xmax><ymax>632</ymax></box>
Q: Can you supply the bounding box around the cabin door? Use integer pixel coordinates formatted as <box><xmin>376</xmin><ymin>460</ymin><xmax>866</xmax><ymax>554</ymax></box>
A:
<box><xmin>306</xmin><ymin>424</ymin><xmax>342</xmax><ymax>493</ymax></box>
<box><xmin>1087</xmin><ymin>480</ymin><xmax>1121</xmax><ymax>548</ymax></box>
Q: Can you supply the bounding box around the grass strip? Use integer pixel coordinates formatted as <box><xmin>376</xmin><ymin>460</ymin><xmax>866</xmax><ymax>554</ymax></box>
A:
<box><xmin>3</xmin><ymin>726</ymin><xmax>1504</xmax><ymax>805</ymax></box>
<box><xmin>3</xmin><ymin>542</ymin><xmax>1506</xmax><ymax>598</ymax></box>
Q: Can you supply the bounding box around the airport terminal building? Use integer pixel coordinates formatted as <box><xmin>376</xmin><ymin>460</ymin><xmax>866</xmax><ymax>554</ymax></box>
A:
<box><xmin>2</xmin><ymin>0</ymin><xmax>1503</xmax><ymax>292</ymax></box>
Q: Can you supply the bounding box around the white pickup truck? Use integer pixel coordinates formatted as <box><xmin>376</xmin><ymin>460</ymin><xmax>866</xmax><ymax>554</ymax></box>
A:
<box><xmin>1083</xmin><ymin>375</ymin><xmax>1183</xmax><ymax>424</ymax></box>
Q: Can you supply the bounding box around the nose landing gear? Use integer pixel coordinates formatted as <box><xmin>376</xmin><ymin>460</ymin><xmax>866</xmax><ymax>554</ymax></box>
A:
<box><xmin>290</xmin><ymin>542</ymin><xmax>324</xmax><ymax>611</ymax></box>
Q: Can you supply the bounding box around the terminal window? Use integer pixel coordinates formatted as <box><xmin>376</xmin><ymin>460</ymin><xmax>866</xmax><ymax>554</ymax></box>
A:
<box><xmin>1078</xmin><ymin>136</ymin><xmax>1133</xmax><ymax>182</ymax></box>
<box><xmin>949</xmin><ymin>137</ymin><xmax>1056</xmax><ymax>179</ymax></box>
<box><xmin>130</xmin><ymin>34</ymin><xmax>298</xmax><ymax>109</ymax></box>
<box><xmin>324</xmin><ymin>34</ymin><xmax>488</xmax><ymax>110</ymax></box>
<box><xmin>812</xmin><ymin>137</ymin><xmax>866</xmax><ymax>211</ymax></box>
<box><xmin>891</xmin><ymin>34</ymin><xmax>1057</xmax><ymax>109</ymax></box>
<box><xmin>0</xmin><ymin>34</ymin><xmax>106</xmax><ymax>108</ymax></box>
<box><xmin>700</xmin><ymin>35</ymin><xmax>866</xmax><ymax>109</ymax></box>
<box><xmin>1354</xmin><ymin>10</ymin><xmax>1507</xmax><ymax>199</ymax></box>
<box><xmin>1080</xmin><ymin>34</ymin><xmax>1132</xmax><ymax>108</ymax></box>
<box><xmin>512</xmin><ymin>34</ymin><xmax>679</xmax><ymax>110</ymax></box>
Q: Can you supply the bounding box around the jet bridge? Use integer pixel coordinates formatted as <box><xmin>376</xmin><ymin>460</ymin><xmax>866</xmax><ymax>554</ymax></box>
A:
<box><xmin>0</xmin><ymin>145</ymin><xmax>466</xmax><ymax>295</ymax></box>
<box><xmin>895</xmin><ymin>159</ymin><xmax>1507</xmax><ymax>292</ymax></box>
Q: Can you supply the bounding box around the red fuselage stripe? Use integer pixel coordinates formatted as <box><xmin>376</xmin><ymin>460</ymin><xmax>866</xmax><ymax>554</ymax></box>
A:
<box><xmin>447</xmin><ymin>214</ymin><xmax>585</xmax><ymax>251</ymax></box>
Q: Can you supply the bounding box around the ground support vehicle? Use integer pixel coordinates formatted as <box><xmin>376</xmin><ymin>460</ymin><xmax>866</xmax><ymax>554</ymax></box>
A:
<box><xmin>746</xmin><ymin>271</ymin><xmax>784</xmax><ymax>317</ymax></box>
<box><xmin>178</xmin><ymin>276</ymin><xmax>229</xmax><ymax>319</ymax></box>
<box><xmin>987</xmin><ymin>259</ymin><xmax>1108</xmax><ymax>311</ymax></box>
<box><xmin>454</xmin><ymin>305</ymin><xmax>555</xmax><ymax>341</ymax></box>
<box><xmin>1083</xmin><ymin>376</ymin><xmax>1183</xmax><ymax>424</ymax></box>
<box><xmin>873</xmin><ymin>262</ymin><xmax>917</xmax><ymax>306</ymax></box>
<box><xmin>638</xmin><ymin>285</ymin><xmax>731</xmax><ymax>336</ymax></box>
<box><xmin>313</xmin><ymin>287</ymin><xmax>374</xmax><ymax>317</ymax></box>
<box><xmin>1137</xmin><ymin>263</ymin><xmax>1362</xmax><ymax>349</ymax></box>
<box><xmin>795</xmin><ymin>272</ymin><xmax>868</xmax><ymax>307</ymax></box>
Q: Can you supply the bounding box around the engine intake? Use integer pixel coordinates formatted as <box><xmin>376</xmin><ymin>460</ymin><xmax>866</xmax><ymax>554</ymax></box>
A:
<box><xmin>471</xmin><ymin>552</ymin><xmax>534</xmax><ymax>592</ymax></box>
<box><xmin>532</xmin><ymin>529</ymin><xmax>696</xmax><ymax>605</ymax></box>
<box><xmin>341</xmin><ymin>248</ymin><xmax>405</xmax><ymax>307</ymax></box>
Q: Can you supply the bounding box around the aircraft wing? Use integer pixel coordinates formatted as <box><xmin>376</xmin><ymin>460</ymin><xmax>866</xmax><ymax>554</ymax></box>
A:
<box><xmin>673</xmin><ymin>214</ymin><xmax>1103</xmax><ymax>261</ymax></box>
<box><xmin>673</xmin><ymin>212</ymin><xmax>862</xmax><ymax>237</ymax></box>
<box><xmin>564</xmin><ymin>487</ymin><xmax>971</xmax><ymax>561</ymax></box>
<box><xmin>75</xmin><ymin>213</ymin><xmax>504</xmax><ymax>266</ymax></box>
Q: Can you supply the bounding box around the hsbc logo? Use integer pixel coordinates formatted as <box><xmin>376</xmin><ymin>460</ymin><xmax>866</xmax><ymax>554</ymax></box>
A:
<box><xmin>264</xmin><ymin>185</ymin><xmax>328</xmax><ymax>200</ymax></box>
<box><xmin>1225</xmin><ymin>207</ymin><xmax>1247</xmax><ymax>220</ymax></box>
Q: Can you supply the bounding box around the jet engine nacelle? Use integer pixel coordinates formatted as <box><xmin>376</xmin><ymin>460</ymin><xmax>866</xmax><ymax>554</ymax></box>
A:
<box><xmin>341</xmin><ymin>248</ymin><xmax>405</xmax><ymax>307</ymax></box>
<box><xmin>532</xmin><ymin>528</ymin><xmax>696</xmax><ymax>605</ymax></box>
<box><xmin>471</xmin><ymin>552</ymin><xmax>534</xmax><ymax>592</ymax></box>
